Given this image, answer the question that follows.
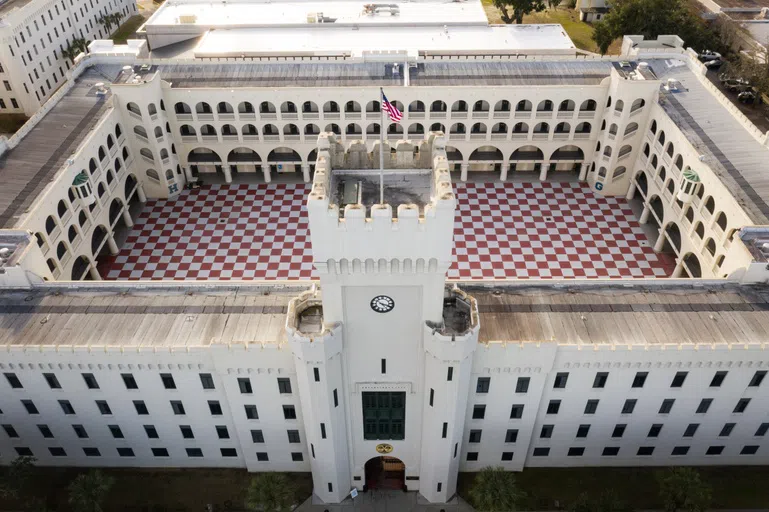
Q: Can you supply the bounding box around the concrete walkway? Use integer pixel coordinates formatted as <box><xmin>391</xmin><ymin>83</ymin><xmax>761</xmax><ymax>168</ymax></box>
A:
<box><xmin>295</xmin><ymin>491</ymin><xmax>475</xmax><ymax>512</ymax></box>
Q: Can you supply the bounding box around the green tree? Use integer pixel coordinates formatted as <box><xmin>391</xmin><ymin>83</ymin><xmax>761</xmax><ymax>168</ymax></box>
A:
<box><xmin>570</xmin><ymin>490</ymin><xmax>630</xmax><ymax>512</ymax></box>
<box><xmin>469</xmin><ymin>467</ymin><xmax>526</xmax><ymax>512</ymax></box>
<box><xmin>0</xmin><ymin>456</ymin><xmax>36</xmax><ymax>500</ymax></box>
<box><xmin>591</xmin><ymin>0</ymin><xmax>715</xmax><ymax>54</ymax></box>
<box><xmin>656</xmin><ymin>467</ymin><xmax>712</xmax><ymax>512</ymax></box>
<box><xmin>98</xmin><ymin>14</ymin><xmax>113</xmax><ymax>32</ymax></box>
<box><xmin>67</xmin><ymin>470</ymin><xmax>115</xmax><ymax>512</ymax></box>
<box><xmin>245</xmin><ymin>473</ymin><xmax>295</xmax><ymax>512</ymax></box>
<box><xmin>493</xmin><ymin>0</ymin><xmax>547</xmax><ymax>24</ymax></box>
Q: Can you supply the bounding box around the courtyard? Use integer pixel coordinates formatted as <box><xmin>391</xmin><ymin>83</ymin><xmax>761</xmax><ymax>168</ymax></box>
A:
<box><xmin>100</xmin><ymin>181</ymin><xmax>675</xmax><ymax>281</ymax></box>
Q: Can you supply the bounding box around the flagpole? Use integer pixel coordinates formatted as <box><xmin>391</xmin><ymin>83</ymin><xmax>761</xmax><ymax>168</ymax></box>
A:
<box><xmin>379</xmin><ymin>87</ymin><xmax>385</xmax><ymax>205</ymax></box>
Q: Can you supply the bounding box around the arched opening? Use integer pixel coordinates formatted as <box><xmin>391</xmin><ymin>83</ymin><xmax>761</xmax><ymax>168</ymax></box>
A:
<box><xmin>227</xmin><ymin>148</ymin><xmax>263</xmax><ymax>181</ymax></box>
<box><xmin>555</xmin><ymin>122</ymin><xmax>570</xmax><ymax>134</ymax></box>
<box><xmin>580</xmin><ymin>99</ymin><xmax>597</xmax><ymax>112</ymax></box>
<box><xmin>195</xmin><ymin>102</ymin><xmax>212</xmax><ymax>114</ymax></box>
<box><xmin>682</xmin><ymin>253</ymin><xmax>702</xmax><ymax>278</ymax></box>
<box><xmin>267</xmin><ymin>148</ymin><xmax>302</xmax><ymax>177</ymax></box>
<box><xmin>71</xmin><ymin>255</ymin><xmax>94</xmax><ymax>281</ymax></box>
<box><xmin>663</xmin><ymin>222</ymin><xmax>682</xmax><ymax>253</ymax></box>
<box><xmin>650</xmin><ymin>120</ymin><xmax>657</xmax><ymax>134</ymax></box>
<box><xmin>364</xmin><ymin>456</ymin><xmax>405</xmax><ymax>492</ymax></box>
<box><xmin>634</xmin><ymin>171</ymin><xmax>648</xmax><ymax>198</ymax></box>
<box><xmin>649</xmin><ymin>195</ymin><xmax>664</xmax><ymax>226</ymax></box>
<box><xmin>469</xmin><ymin>145</ymin><xmax>503</xmax><ymax>175</ymax></box>
<box><xmin>509</xmin><ymin>145</ymin><xmax>544</xmax><ymax>175</ymax></box>
<box><xmin>445</xmin><ymin>146</ymin><xmax>462</xmax><ymax>175</ymax></box>
<box><xmin>174</xmin><ymin>102</ymin><xmax>191</xmax><ymax>114</ymax></box>
<box><xmin>187</xmin><ymin>148</ymin><xmax>222</xmax><ymax>180</ymax></box>
<box><xmin>550</xmin><ymin>145</ymin><xmax>584</xmax><ymax>175</ymax></box>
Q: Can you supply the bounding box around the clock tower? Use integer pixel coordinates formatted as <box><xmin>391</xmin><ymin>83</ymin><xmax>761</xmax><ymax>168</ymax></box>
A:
<box><xmin>286</xmin><ymin>133</ymin><xmax>479</xmax><ymax>505</ymax></box>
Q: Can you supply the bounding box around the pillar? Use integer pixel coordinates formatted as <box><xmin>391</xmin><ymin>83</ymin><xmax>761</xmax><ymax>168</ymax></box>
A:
<box><xmin>654</xmin><ymin>229</ymin><xmax>666</xmax><ymax>252</ymax></box>
<box><xmin>539</xmin><ymin>161</ymin><xmax>549</xmax><ymax>181</ymax></box>
<box><xmin>500</xmin><ymin>161</ymin><xmax>509</xmax><ymax>181</ymax></box>
<box><xmin>183</xmin><ymin>166</ymin><xmax>193</xmax><ymax>182</ymax></box>
<box><xmin>106</xmin><ymin>233</ymin><xmax>119</xmax><ymax>255</ymax></box>
<box><xmin>222</xmin><ymin>165</ymin><xmax>232</xmax><ymax>184</ymax></box>
<box><xmin>460</xmin><ymin>163</ymin><xmax>469</xmax><ymax>182</ymax></box>
<box><xmin>88</xmin><ymin>265</ymin><xmax>102</xmax><ymax>281</ymax></box>
<box><xmin>672</xmin><ymin>259</ymin><xmax>684</xmax><ymax>278</ymax></box>
<box><xmin>263</xmin><ymin>166</ymin><xmax>272</xmax><ymax>183</ymax></box>
<box><xmin>136</xmin><ymin>183</ymin><xmax>147</xmax><ymax>203</ymax></box>
<box><xmin>639</xmin><ymin>204</ymin><xmax>650</xmax><ymax>225</ymax></box>
<box><xmin>625</xmin><ymin>181</ymin><xmax>637</xmax><ymax>200</ymax></box>
<box><xmin>302</xmin><ymin>163</ymin><xmax>311</xmax><ymax>183</ymax></box>
<box><xmin>578</xmin><ymin>162</ymin><xmax>588</xmax><ymax>181</ymax></box>
<box><xmin>121</xmin><ymin>208</ymin><xmax>134</xmax><ymax>228</ymax></box>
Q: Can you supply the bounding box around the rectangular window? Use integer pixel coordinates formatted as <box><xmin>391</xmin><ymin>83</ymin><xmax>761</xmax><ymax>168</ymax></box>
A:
<box><xmin>59</xmin><ymin>400</ymin><xmax>75</xmax><ymax>415</ymax></box>
<box><xmin>515</xmin><ymin>377</ymin><xmax>529</xmax><ymax>393</ymax></box>
<box><xmin>593</xmin><ymin>372</ymin><xmax>608</xmax><ymax>389</ymax></box>
<box><xmin>199</xmin><ymin>373</ymin><xmax>215</xmax><ymax>389</ymax></box>
<box><xmin>632</xmin><ymin>372</ymin><xmax>648</xmax><ymax>388</ymax></box>
<box><xmin>121</xmin><ymin>373</ymin><xmax>138</xmax><ymax>389</ymax></box>
<box><xmin>756</xmin><ymin>423</ymin><xmax>769</xmax><ymax>437</ymax></box>
<box><xmin>659</xmin><ymin>399</ymin><xmax>675</xmax><ymax>414</ymax></box>
<box><xmin>671</xmin><ymin>371</ymin><xmax>687</xmax><ymax>388</ymax></box>
<box><xmin>476</xmin><ymin>377</ymin><xmax>490</xmax><ymax>394</ymax></box>
<box><xmin>510</xmin><ymin>404</ymin><xmax>524</xmax><ymax>419</ymax></box>
<box><xmin>251</xmin><ymin>430</ymin><xmax>264</xmax><ymax>443</ymax></box>
<box><xmin>546</xmin><ymin>400</ymin><xmax>560</xmax><ymax>415</ymax></box>
<box><xmin>719</xmin><ymin>423</ymin><xmax>735</xmax><ymax>437</ymax></box>
<box><xmin>611</xmin><ymin>424</ymin><xmax>626</xmax><ymax>438</ymax></box>
<box><xmin>83</xmin><ymin>447</ymin><xmax>100</xmax><ymax>457</ymax></box>
<box><xmin>312</xmin><ymin>444</ymin><xmax>316</xmax><ymax>458</ymax></box>
<box><xmin>96</xmin><ymin>400</ymin><xmax>111</xmax><ymax>415</ymax></box>
<box><xmin>180</xmin><ymin>426</ymin><xmax>194</xmax><ymax>439</ymax></box>
<box><xmin>576</xmin><ymin>424</ymin><xmax>590</xmax><ymax>438</ymax></box>
<box><xmin>134</xmin><ymin>401</ymin><xmax>149</xmax><ymax>415</ymax></box>
<box><xmin>291</xmin><ymin>452</ymin><xmax>304</xmax><ymax>462</ymax></box>
<box><xmin>144</xmin><ymin>425</ymin><xmax>158</xmax><ymax>439</ymax></box>
<box><xmin>287</xmin><ymin>430</ymin><xmax>300</xmax><ymax>443</ymax></box>
<box><xmin>82</xmin><ymin>373</ymin><xmax>99</xmax><ymax>389</ymax></box>
<box><xmin>208</xmin><ymin>401</ymin><xmax>223</xmax><ymax>416</ymax></box>
<box><xmin>621</xmin><ymin>399</ymin><xmax>637</xmax><ymax>414</ymax></box>
<box><xmin>501</xmin><ymin>452</ymin><xmax>514</xmax><ymax>461</ymax></box>
<box><xmin>362</xmin><ymin>391</ymin><xmax>405</xmax><ymax>441</ymax></box>
<box><xmin>313</xmin><ymin>368</ymin><xmax>320</xmax><ymax>382</ymax></box>
<box><xmin>38</xmin><ymin>424</ymin><xmax>53</xmax><ymax>438</ymax></box>
<box><xmin>245</xmin><ymin>405</ymin><xmax>258</xmax><ymax>420</ymax></box>
<box><xmin>333</xmin><ymin>389</ymin><xmax>339</xmax><ymax>407</ymax></box>
<box><xmin>109</xmin><ymin>425</ymin><xmax>124</xmax><ymax>439</ymax></box>
<box><xmin>10</xmin><ymin>98</ymin><xmax>17</xmax><ymax>109</ymax></box>
<box><xmin>3</xmin><ymin>424</ymin><xmax>18</xmax><ymax>438</ymax></box>
<box><xmin>152</xmin><ymin>448</ymin><xmax>169</xmax><ymax>457</ymax></box>
<box><xmin>442</xmin><ymin>423</ymin><xmax>448</xmax><ymax>439</ymax></box>
<box><xmin>283</xmin><ymin>405</ymin><xmax>297</xmax><ymax>420</ymax></box>
<box><xmin>447</xmin><ymin>367</ymin><xmax>453</xmax><ymax>381</ymax></box>
<box><xmin>5</xmin><ymin>373</ymin><xmax>22</xmax><ymax>388</ymax></box>
<box><xmin>648</xmin><ymin>424</ymin><xmax>663</xmax><ymax>437</ymax></box>
<box><xmin>22</xmin><ymin>400</ymin><xmax>39</xmax><ymax>414</ymax></box>
<box><xmin>49</xmin><ymin>447</ymin><xmax>66</xmax><ymax>457</ymax></box>
<box><xmin>540</xmin><ymin>425</ymin><xmax>554</xmax><ymax>438</ymax></box>
<box><xmin>637</xmin><ymin>446</ymin><xmax>654</xmax><ymax>456</ymax></box>
<box><xmin>73</xmin><ymin>424</ymin><xmax>88</xmax><ymax>438</ymax></box>
<box><xmin>230</xmin><ymin>376</ymin><xmax>251</xmax><ymax>394</ymax></box>
<box><xmin>454</xmin><ymin>443</ymin><xmax>458</xmax><ymax>458</ymax></box>
<box><xmin>584</xmin><ymin>399</ymin><xmax>599</xmax><ymax>414</ymax></box>
<box><xmin>3</xmin><ymin>80</ymin><xmax>10</xmax><ymax>91</ymax></box>
<box><xmin>328</xmin><ymin>483</ymin><xmax>333</xmax><ymax>493</ymax></box>
<box><xmin>216</xmin><ymin>426</ymin><xmax>230</xmax><ymax>439</ymax></box>
<box><xmin>118</xmin><ymin>448</ymin><xmax>135</xmax><ymax>457</ymax></box>
<box><xmin>741</xmin><ymin>445</ymin><xmax>759</xmax><ymax>455</ymax></box>
<box><xmin>749</xmin><ymin>370</ymin><xmax>766</xmax><ymax>387</ymax></box>
<box><xmin>160</xmin><ymin>373</ymin><xmax>176</xmax><ymax>390</ymax></box>
<box><xmin>277</xmin><ymin>378</ymin><xmax>292</xmax><ymax>394</ymax></box>
<box><xmin>469</xmin><ymin>429</ymin><xmax>482</xmax><ymax>443</ymax></box>
<box><xmin>734</xmin><ymin>398</ymin><xmax>750</xmax><ymax>413</ymax></box>
<box><xmin>381</xmin><ymin>359</ymin><xmax>386</xmax><ymax>374</ymax></box>
<box><xmin>602</xmin><ymin>447</ymin><xmax>619</xmax><ymax>456</ymax></box>
<box><xmin>187</xmin><ymin>448</ymin><xmax>203</xmax><ymax>457</ymax></box>
<box><xmin>466</xmin><ymin>452</ymin><xmax>478</xmax><ymax>461</ymax></box>
<box><xmin>672</xmin><ymin>446</ymin><xmax>689</xmax><ymax>456</ymax></box>
<box><xmin>710</xmin><ymin>371</ymin><xmax>727</xmax><ymax>387</ymax></box>
<box><xmin>429</xmin><ymin>389</ymin><xmax>434</xmax><ymax>407</ymax></box>
<box><xmin>472</xmin><ymin>405</ymin><xmax>486</xmax><ymax>419</ymax></box>
<box><xmin>696</xmin><ymin>398</ymin><xmax>713</xmax><ymax>414</ymax></box>
<box><xmin>43</xmin><ymin>373</ymin><xmax>61</xmax><ymax>389</ymax></box>
<box><xmin>553</xmin><ymin>372</ymin><xmax>569</xmax><ymax>389</ymax></box>
<box><xmin>533</xmin><ymin>447</ymin><xmax>550</xmax><ymax>457</ymax></box>
<box><xmin>14</xmin><ymin>447</ymin><xmax>32</xmax><ymax>457</ymax></box>
<box><xmin>170</xmin><ymin>401</ymin><xmax>185</xmax><ymax>415</ymax></box>
<box><xmin>568</xmin><ymin>447</ymin><xmax>585</xmax><ymax>457</ymax></box>
<box><xmin>683</xmin><ymin>423</ymin><xmax>699</xmax><ymax>437</ymax></box>
<box><xmin>505</xmin><ymin>429</ymin><xmax>518</xmax><ymax>443</ymax></box>
<box><xmin>256</xmin><ymin>452</ymin><xmax>269</xmax><ymax>461</ymax></box>
<box><xmin>706</xmin><ymin>445</ymin><xmax>724</xmax><ymax>455</ymax></box>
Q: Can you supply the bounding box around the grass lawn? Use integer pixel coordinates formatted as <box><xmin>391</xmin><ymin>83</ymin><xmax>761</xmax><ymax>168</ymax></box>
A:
<box><xmin>459</xmin><ymin>466</ymin><xmax>769</xmax><ymax>510</ymax></box>
<box><xmin>110</xmin><ymin>15</ymin><xmax>147</xmax><ymax>44</ymax></box>
<box><xmin>480</xmin><ymin>2</ymin><xmax>622</xmax><ymax>54</ymax></box>
<box><xmin>0</xmin><ymin>467</ymin><xmax>313</xmax><ymax>511</ymax></box>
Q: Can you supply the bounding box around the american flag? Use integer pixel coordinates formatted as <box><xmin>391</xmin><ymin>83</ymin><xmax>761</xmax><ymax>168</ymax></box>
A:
<box><xmin>381</xmin><ymin>91</ymin><xmax>402</xmax><ymax>123</ymax></box>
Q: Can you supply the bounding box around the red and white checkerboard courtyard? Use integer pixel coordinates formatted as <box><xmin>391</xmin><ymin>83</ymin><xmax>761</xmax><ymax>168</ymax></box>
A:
<box><xmin>100</xmin><ymin>181</ymin><xmax>676</xmax><ymax>281</ymax></box>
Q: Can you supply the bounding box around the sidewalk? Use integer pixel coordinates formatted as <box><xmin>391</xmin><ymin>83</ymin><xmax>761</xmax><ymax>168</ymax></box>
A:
<box><xmin>295</xmin><ymin>490</ymin><xmax>475</xmax><ymax>512</ymax></box>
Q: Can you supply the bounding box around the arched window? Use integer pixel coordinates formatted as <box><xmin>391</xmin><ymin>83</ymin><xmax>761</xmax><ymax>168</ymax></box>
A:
<box><xmin>239</xmin><ymin>101</ymin><xmax>255</xmax><ymax>114</ymax></box>
<box><xmin>537</xmin><ymin>100</ymin><xmax>553</xmax><ymax>112</ymax></box>
<box><xmin>57</xmin><ymin>200</ymin><xmax>68</xmax><ymax>218</ymax></box>
<box><xmin>624</xmin><ymin>122</ymin><xmax>639</xmax><ymax>136</ymax></box>
<box><xmin>580</xmin><ymin>99</ymin><xmax>597</xmax><ymax>112</ymax></box>
<box><xmin>56</xmin><ymin>241</ymin><xmax>68</xmax><ymax>260</ymax></box>
<box><xmin>715</xmin><ymin>212</ymin><xmax>727</xmax><ymax>231</ymax></box>
<box><xmin>147</xmin><ymin>103</ymin><xmax>157</xmax><ymax>116</ymax></box>
<box><xmin>217</xmin><ymin>101</ymin><xmax>234</xmax><ymax>114</ymax></box>
<box><xmin>674</xmin><ymin>155</ymin><xmax>683</xmax><ymax>170</ymax></box>
<box><xmin>533</xmin><ymin>122</ymin><xmax>549</xmax><ymax>133</ymax></box>
<box><xmin>126</xmin><ymin>102</ymin><xmax>141</xmax><ymax>116</ymax></box>
<box><xmin>146</xmin><ymin>169</ymin><xmax>160</xmax><ymax>182</ymax></box>
<box><xmin>704</xmin><ymin>196</ymin><xmax>715</xmax><ymax>214</ymax></box>
<box><xmin>575</xmin><ymin>122</ymin><xmax>591</xmax><ymax>134</ymax></box>
<box><xmin>513</xmin><ymin>122</ymin><xmax>528</xmax><ymax>133</ymax></box>
<box><xmin>612</xmin><ymin>166</ymin><xmax>627</xmax><ymax>180</ymax></box>
<box><xmin>515</xmin><ymin>100</ymin><xmax>532</xmax><ymax>112</ymax></box>
<box><xmin>650</xmin><ymin>120</ymin><xmax>657</xmax><ymax>134</ymax></box>
<box><xmin>608</xmin><ymin>123</ymin><xmax>618</xmax><ymax>135</ymax></box>
<box><xmin>174</xmin><ymin>102</ymin><xmax>192</xmax><ymax>114</ymax></box>
<box><xmin>165</xmin><ymin>169</ymin><xmax>174</xmax><ymax>180</ymax></box>
<box><xmin>554</xmin><ymin>122</ymin><xmax>570</xmax><ymax>133</ymax></box>
<box><xmin>558</xmin><ymin>99</ymin><xmax>575</xmax><ymax>112</ymax></box>
<box><xmin>196</xmin><ymin>102</ymin><xmax>212</xmax><ymax>114</ymax></box>
<box><xmin>631</xmin><ymin>98</ymin><xmax>646</xmax><ymax>112</ymax></box>
<box><xmin>618</xmin><ymin>145</ymin><xmax>632</xmax><ymax>158</ymax></box>
<box><xmin>614</xmin><ymin>99</ymin><xmax>624</xmax><ymax>112</ymax></box>
<box><xmin>45</xmin><ymin>215</ymin><xmax>57</xmax><ymax>235</ymax></box>
<box><xmin>431</xmin><ymin>100</ymin><xmax>447</xmax><ymax>112</ymax></box>
<box><xmin>705</xmin><ymin>238</ymin><xmax>716</xmax><ymax>257</ymax></box>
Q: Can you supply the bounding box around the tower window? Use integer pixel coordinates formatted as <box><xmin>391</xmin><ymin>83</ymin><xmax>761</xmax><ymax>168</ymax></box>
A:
<box><xmin>362</xmin><ymin>391</ymin><xmax>405</xmax><ymax>441</ymax></box>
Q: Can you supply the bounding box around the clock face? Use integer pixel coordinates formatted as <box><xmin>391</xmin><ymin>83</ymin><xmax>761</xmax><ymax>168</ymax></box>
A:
<box><xmin>370</xmin><ymin>295</ymin><xmax>395</xmax><ymax>313</ymax></box>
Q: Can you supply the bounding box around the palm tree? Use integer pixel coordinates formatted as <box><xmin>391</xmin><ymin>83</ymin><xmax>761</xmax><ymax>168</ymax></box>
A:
<box><xmin>245</xmin><ymin>473</ymin><xmax>295</xmax><ymax>512</ymax></box>
<box><xmin>67</xmin><ymin>470</ymin><xmax>115</xmax><ymax>512</ymax></box>
<box><xmin>656</xmin><ymin>468</ymin><xmax>712</xmax><ymax>512</ymax></box>
<box><xmin>98</xmin><ymin>14</ymin><xmax>113</xmax><ymax>32</ymax></box>
<box><xmin>469</xmin><ymin>467</ymin><xmax>526</xmax><ymax>512</ymax></box>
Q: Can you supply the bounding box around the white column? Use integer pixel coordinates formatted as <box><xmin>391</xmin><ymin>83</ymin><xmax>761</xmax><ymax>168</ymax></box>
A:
<box><xmin>121</xmin><ymin>208</ymin><xmax>134</xmax><ymax>228</ymax></box>
<box><xmin>460</xmin><ymin>163</ymin><xmax>469</xmax><ymax>182</ymax></box>
<box><xmin>578</xmin><ymin>163</ymin><xmax>588</xmax><ymax>181</ymax></box>
<box><xmin>500</xmin><ymin>161</ymin><xmax>509</xmax><ymax>181</ymax></box>
<box><xmin>302</xmin><ymin>163</ymin><xmax>311</xmax><ymax>183</ymax></box>
<box><xmin>263</xmin><ymin>166</ymin><xmax>272</xmax><ymax>183</ymax></box>
<box><xmin>136</xmin><ymin>183</ymin><xmax>147</xmax><ymax>203</ymax></box>
<box><xmin>654</xmin><ymin>229</ymin><xmax>666</xmax><ymax>252</ymax></box>
<box><xmin>183</xmin><ymin>166</ymin><xmax>193</xmax><ymax>182</ymax></box>
<box><xmin>222</xmin><ymin>166</ymin><xmax>232</xmax><ymax>184</ymax></box>
<box><xmin>625</xmin><ymin>181</ymin><xmax>637</xmax><ymax>200</ymax></box>
<box><xmin>639</xmin><ymin>204</ymin><xmax>650</xmax><ymax>225</ymax></box>
<box><xmin>88</xmin><ymin>265</ymin><xmax>102</xmax><ymax>281</ymax></box>
<box><xmin>672</xmin><ymin>258</ymin><xmax>684</xmax><ymax>278</ymax></box>
<box><xmin>106</xmin><ymin>233</ymin><xmax>119</xmax><ymax>255</ymax></box>
<box><xmin>539</xmin><ymin>161</ymin><xmax>549</xmax><ymax>181</ymax></box>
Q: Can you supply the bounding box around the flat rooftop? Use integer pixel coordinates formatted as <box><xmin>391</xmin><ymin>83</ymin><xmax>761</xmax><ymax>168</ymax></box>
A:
<box><xmin>2</xmin><ymin>283</ymin><xmax>769</xmax><ymax>347</ymax></box>
<box><xmin>146</xmin><ymin>0</ymin><xmax>488</xmax><ymax>28</ymax></box>
<box><xmin>0</xmin><ymin>0</ymin><xmax>36</xmax><ymax>17</ymax></box>
<box><xmin>329</xmin><ymin>169</ymin><xmax>433</xmax><ymax>217</ymax></box>
<box><xmin>193</xmin><ymin>24</ymin><xmax>575</xmax><ymax>58</ymax></box>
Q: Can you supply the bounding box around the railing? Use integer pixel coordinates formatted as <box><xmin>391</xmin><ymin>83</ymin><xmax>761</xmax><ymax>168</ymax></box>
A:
<box><xmin>161</xmin><ymin>157</ymin><xmax>170</xmax><ymax>165</ymax></box>
<box><xmin>127</xmin><ymin>110</ymin><xmax>141</xmax><ymax>120</ymax></box>
<box><xmin>431</xmin><ymin>112</ymin><xmax>447</xmax><ymax>119</ymax></box>
<box><xmin>141</xmin><ymin>154</ymin><xmax>155</xmax><ymax>164</ymax></box>
<box><xmin>201</xmin><ymin>135</ymin><xmax>218</xmax><ymax>142</ymax></box>
<box><xmin>239</xmin><ymin>113</ymin><xmax>256</xmax><ymax>120</ymax></box>
<box><xmin>469</xmin><ymin>133</ymin><xmax>487</xmax><ymax>140</ymax></box>
<box><xmin>472</xmin><ymin>111</ymin><xmax>489</xmax><ymax>119</ymax></box>
<box><xmin>573</xmin><ymin>132</ymin><xmax>590</xmax><ymax>139</ymax></box>
<box><xmin>218</xmin><ymin>113</ymin><xmax>235</xmax><ymax>121</ymax></box>
<box><xmin>535</xmin><ymin>111</ymin><xmax>553</xmax><ymax>119</ymax></box>
<box><xmin>70</xmin><ymin>234</ymin><xmax>82</xmax><ymax>251</ymax></box>
<box><xmin>135</xmin><ymin>133</ymin><xmax>149</xmax><ymax>143</ymax></box>
<box><xmin>511</xmin><ymin>133</ymin><xmax>528</xmax><ymax>140</ymax></box>
<box><xmin>118</xmin><ymin>134</ymin><xmax>125</xmax><ymax>145</ymax></box>
<box><xmin>60</xmin><ymin>211</ymin><xmax>72</xmax><ymax>226</ymax></box>
<box><xmin>451</xmin><ymin>111</ymin><xmax>467</xmax><ymax>119</ymax></box>
<box><xmin>623</xmin><ymin>129</ymin><xmax>638</xmax><ymax>139</ymax></box>
<box><xmin>409</xmin><ymin>112</ymin><xmax>425</xmax><ymax>119</ymax></box>
<box><xmin>557</xmin><ymin>111</ymin><xmax>574</xmax><ymax>119</ymax></box>
<box><xmin>59</xmin><ymin>251</ymin><xmax>71</xmax><ymax>267</ymax></box>
<box><xmin>109</xmin><ymin>145</ymin><xmax>117</xmax><ymax>157</ymax></box>
<box><xmin>91</xmin><ymin>169</ymin><xmax>102</xmax><ymax>183</ymax></box>
<box><xmin>149</xmin><ymin>113</ymin><xmax>158</xmax><ymax>122</ymax></box>
<box><xmin>613</xmin><ymin>110</ymin><xmax>622</xmax><ymax>117</ymax></box>
<box><xmin>532</xmin><ymin>133</ymin><xmax>549</xmax><ymax>140</ymax></box>
<box><xmin>578</xmin><ymin>111</ymin><xmax>595</xmax><ymax>119</ymax></box>
<box><xmin>493</xmin><ymin>111</ymin><xmax>510</xmax><ymax>119</ymax></box>
<box><xmin>281</xmin><ymin>112</ymin><xmax>298</xmax><ymax>120</ymax></box>
<box><xmin>449</xmin><ymin>133</ymin><xmax>465</xmax><ymax>141</ymax></box>
<box><xmin>490</xmin><ymin>133</ymin><xmax>507</xmax><ymax>140</ymax></box>
<box><xmin>39</xmin><ymin>240</ymin><xmax>50</xmax><ymax>256</ymax></box>
<box><xmin>260</xmin><ymin>113</ymin><xmax>278</xmax><ymax>120</ymax></box>
<box><xmin>181</xmin><ymin>135</ymin><xmax>197</xmax><ymax>143</ymax></box>
<box><xmin>197</xmin><ymin>113</ymin><xmax>214</xmax><ymax>121</ymax></box>
<box><xmin>514</xmin><ymin>111</ymin><xmax>531</xmax><ymax>119</ymax></box>
<box><xmin>607</xmin><ymin>133</ymin><xmax>616</xmax><ymax>141</ymax></box>
<box><xmin>324</xmin><ymin>112</ymin><xmax>340</xmax><ymax>120</ymax></box>
<box><xmin>284</xmin><ymin>134</ymin><xmax>301</xmax><ymax>141</ymax></box>
<box><xmin>630</xmin><ymin>108</ymin><xmax>643</xmax><ymax>118</ymax></box>
<box><xmin>553</xmin><ymin>132</ymin><xmax>570</xmax><ymax>140</ymax></box>
<box><xmin>263</xmin><ymin>134</ymin><xmax>280</xmax><ymax>141</ymax></box>
<box><xmin>222</xmin><ymin>135</ymin><xmax>239</xmax><ymax>141</ymax></box>
<box><xmin>366</xmin><ymin>112</ymin><xmax>378</xmax><ymax>120</ymax></box>
<box><xmin>176</xmin><ymin>113</ymin><xmax>193</xmax><ymax>121</ymax></box>
<box><xmin>346</xmin><ymin>112</ymin><xmax>362</xmax><ymax>119</ymax></box>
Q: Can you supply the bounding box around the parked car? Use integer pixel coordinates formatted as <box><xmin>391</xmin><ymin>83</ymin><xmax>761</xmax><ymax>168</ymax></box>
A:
<box><xmin>738</xmin><ymin>89</ymin><xmax>757</xmax><ymax>103</ymax></box>
<box><xmin>704</xmin><ymin>58</ymin><xmax>723</xmax><ymax>69</ymax></box>
<box><xmin>699</xmin><ymin>50</ymin><xmax>722</xmax><ymax>62</ymax></box>
<box><xmin>723</xmin><ymin>78</ymin><xmax>751</xmax><ymax>92</ymax></box>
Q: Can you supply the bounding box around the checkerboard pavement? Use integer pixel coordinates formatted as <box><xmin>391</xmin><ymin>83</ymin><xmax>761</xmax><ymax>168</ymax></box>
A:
<box><xmin>101</xmin><ymin>181</ymin><xmax>675</xmax><ymax>281</ymax></box>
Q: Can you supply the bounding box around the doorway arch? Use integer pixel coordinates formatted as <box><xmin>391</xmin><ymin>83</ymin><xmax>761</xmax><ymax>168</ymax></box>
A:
<box><xmin>364</xmin><ymin>456</ymin><xmax>405</xmax><ymax>491</ymax></box>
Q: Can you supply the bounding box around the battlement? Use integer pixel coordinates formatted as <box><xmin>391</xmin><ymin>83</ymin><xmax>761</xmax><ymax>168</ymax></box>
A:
<box><xmin>306</xmin><ymin>132</ymin><xmax>456</xmax><ymax>266</ymax></box>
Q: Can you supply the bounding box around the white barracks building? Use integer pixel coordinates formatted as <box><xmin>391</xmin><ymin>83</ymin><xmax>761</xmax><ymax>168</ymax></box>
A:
<box><xmin>3</xmin><ymin>0</ymin><xmax>769</xmax><ymax>506</ymax></box>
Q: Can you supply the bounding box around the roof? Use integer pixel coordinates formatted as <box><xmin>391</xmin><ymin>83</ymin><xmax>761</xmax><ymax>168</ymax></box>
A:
<box><xmin>145</xmin><ymin>0</ymin><xmax>489</xmax><ymax>28</ymax></box>
<box><xmin>2</xmin><ymin>284</ymin><xmax>769</xmax><ymax>347</ymax></box>
<box><xmin>192</xmin><ymin>24</ymin><xmax>576</xmax><ymax>58</ymax></box>
<box><xmin>0</xmin><ymin>66</ymin><xmax>126</xmax><ymax>228</ymax></box>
